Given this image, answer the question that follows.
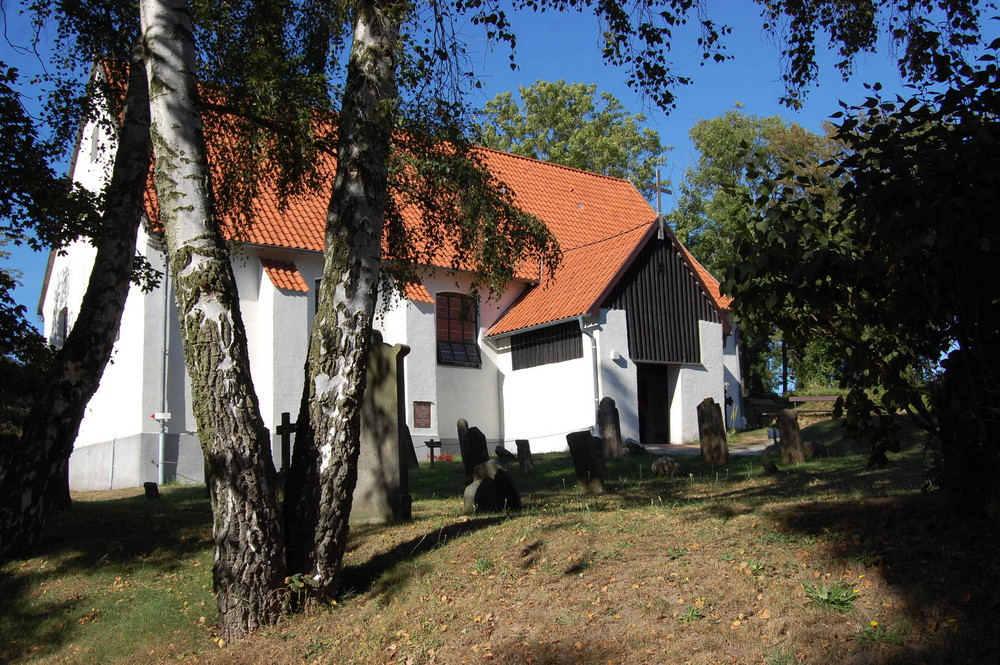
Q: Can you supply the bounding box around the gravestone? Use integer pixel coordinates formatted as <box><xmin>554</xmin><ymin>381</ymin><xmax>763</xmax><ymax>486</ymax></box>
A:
<box><xmin>598</xmin><ymin>396</ymin><xmax>624</xmax><ymax>460</ymax></box>
<box><xmin>515</xmin><ymin>439</ymin><xmax>534</xmax><ymax>473</ymax></box>
<box><xmin>463</xmin><ymin>460</ymin><xmax>522</xmax><ymax>513</ymax></box>
<box><xmin>566</xmin><ymin>430</ymin><xmax>606</xmax><ymax>494</ymax></box>
<box><xmin>651</xmin><ymin>456</ymin><xmax>680</xmax><ymax>477</ymax></box>
<box><xmin>402</xmin><ymin>424</ymin><xmax>420</xmax><ymax>470</ymax></box>
<box><xmin>143</xmin><ymin>481</ymin><xmax>160</xmax><ymax>500</ymax></box>
<box><xmin>776</xmin><ymin>408</ymin><xmax>805</xmax><ymax>464</ymax></box>
<box><xmin>624</xmin><ymin>438</ymin><xmax>647</xmax><ymax>455</ymax></box>
<box><xmin>457</xmin><ymin>418</ymin><xmax>470</xmax><ymax>447</ymax></box>
<box><xmin>275</xmin><ymin>412</ymin><xmax>295</xmax><ymax>472</ymax></box>
<box><xmin>494</xmin><ymin>445</ymin><xmax>517</xmax><ymax>463</ymax></box>
<box><xmin>352</xmin><ymin>332</ymin><xmax>412</xmax><ymax>524</ymax></box>
<box><xmin>697</xmin><ymin>397</ymin><xmax>729</xmax><ymax>465</ymax></box>
<box><xmin>460</xmin><ymin>425</ymin><xmax>490</xmax><ymax>486</ymax></box>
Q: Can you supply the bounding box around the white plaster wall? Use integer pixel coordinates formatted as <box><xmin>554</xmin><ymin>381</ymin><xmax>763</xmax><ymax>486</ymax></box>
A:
<box><xmin>46</xmin><ymin>236</ymin><xmax>151</xmax><ymax>448</ymax></box>
<box><xmin>496</xmin><ymin>337</ymin><xmax>596</xmax><ymax>454</ymax></box>
<box><xmin>255</xmin><ymin>256</ymin><xmax>312</xmax><ymax>464</ymax></box>
<box><xmin>597</xmin><ymin>309</ymin><xmax>640</xmax><ymax>443</ymax></box>
<box><xmin>395</xmin><ymin>272</ymin><xmax>526</xmax><ymax>451</ymax></box>
<box><xmin>373</xmin><ymin>287</ymin><xmax>408</xmax><ymax>347</ymax></box>
<box><xmin>670</xmin><ymin>319</ymin><xmax>726</xmax><ymax>443</ymax></box>
<box><xmin>722</xmin><ymin>329</ymin><xmax>746</xmax><ymax>429</ymax></box>
<box><xmin>403</xmin><ymin>299</ymin><xmax>439</xmax><ymax>448</ymax></box>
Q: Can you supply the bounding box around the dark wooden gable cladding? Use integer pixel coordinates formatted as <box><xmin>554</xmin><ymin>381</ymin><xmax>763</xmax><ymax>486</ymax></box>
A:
<box><xmin>511</xmin><ymin>320</ymin><xmax>583</xmax><ymax>370</ymax></box>
<box><xmin>603</xmin><ymin>236</ymin><xmax>719</xmax><ymax>364</ymax></box>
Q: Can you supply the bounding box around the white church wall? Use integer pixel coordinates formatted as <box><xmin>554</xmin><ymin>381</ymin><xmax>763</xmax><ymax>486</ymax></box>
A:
<box><xmin>669</xmin><ymin>319</ymin><xmax>726</xmax><ymax>444</ymax></box>
<box><xmin>495</xmin><ymin>334</ymin><xmax>595</xmax><ymax>455</ymax></box>
<box><xmin>597</xmin><ymin>308</ymin><xmax>640</xmax><ymax>444</ymax></box>
<box><xmin>722</xmin><ymin>329</ymin><xmax>746</xmax><ymax>430</ymax></box>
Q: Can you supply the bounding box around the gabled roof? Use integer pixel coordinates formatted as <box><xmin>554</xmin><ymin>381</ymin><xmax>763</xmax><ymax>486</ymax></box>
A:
<box><xmin>486</xmin><ymin>222</ymin><xmax>656</xmax><ymax>336</ymax></box>
<box><xmin>144</xmin><ymin>136</ymin><xmax>731</xmax><ymax>336</ymax></box>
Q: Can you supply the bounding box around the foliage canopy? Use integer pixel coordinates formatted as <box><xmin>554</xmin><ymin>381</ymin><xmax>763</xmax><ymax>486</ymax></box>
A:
<box><xmin>725</xmin><ymin>51</ymin><xmax>1000</xmax><ymax>512</ymax></box>
<box><xmin>476</xmin><ymin>79</ymin><xmax>666</xmax><ymax>197</ymax></box>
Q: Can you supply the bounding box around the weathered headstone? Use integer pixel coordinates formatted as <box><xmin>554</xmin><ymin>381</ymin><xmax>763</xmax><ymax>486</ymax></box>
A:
<box><xmin>353</xmin><ymin>332</ymin><xmax>413</xmax><ymax>524</ymax></box>
<box><xmin>566</xmin><ymin>430</ymin><xmax>606</xmax><ymax>494</ymax></box>
<box><xmin>598</xmin><ymin>396</ymin><xmax>624</xmax><ymax>460</ymax></box>
<box><xmin>651</xmin><ymin>456</ymin><xmax>681</xmax><ymax>477</ymax></box>
<box><xmin>761</xmin><ymin>458</ymin><xmax>781</xmax><ymax>475</ymax></box>
<box><xmin>697</xmin><ymin>397</ymin><xmax>729</xmax><ymax>465</ymax></box>
<box><xmin>624</xmin><ymin>438</ymin><xmax>647</xmax><ymax>455</ymax></box>
<box><xmin>515</xmin><ymin>439</ymin><xmax>534</xmax><ymax>474</ymax></box>
<box><xmin>802</xmin><ymin>440</ymin><xmax>827</xmax><ymax>458</ymax></box>
<box><xmin>457</xmin><ymin>418</ymin><xmax>470</xmax><ymax>447</ymax></box>
<box><xmin>143</xmin><ymin>481</ymin><xmax>160</xmax><ymax>500</ymax></box>
<box><xmin>776</xmin><ymin>408</ymin><xmax>805</xmax><ymax>464</ymax></box>
<box><xmin>460</xmin><ymin>426</ymin><xmax>490</xmax><ymax>486</ymax></box>
<box><xmin>463</xmin><ymin>460</ymin><xmax>522</xmax><ymax>513</ymax></box>
<box><xmin>402</xmin><ymin>424</ymin><xmax>420</xmax><ymax>470</ymax></box>
<box><xmin>494</xmin><ymin>445</ymin><xmax>517</xmax><ymax>463</ymax></box>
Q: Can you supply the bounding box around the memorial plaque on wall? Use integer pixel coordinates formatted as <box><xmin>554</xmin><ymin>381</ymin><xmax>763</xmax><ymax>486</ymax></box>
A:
<box><xmin>413</xmin><ymin>401</ymin><xmax>432</xmax><ymax>429</ymax></box>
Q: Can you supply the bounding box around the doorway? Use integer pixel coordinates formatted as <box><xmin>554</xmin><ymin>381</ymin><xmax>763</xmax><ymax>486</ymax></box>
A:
<box><xmin>637</xmin><ymin>363</ymin><xmax>675</xmax><ymax>445</ymax></box>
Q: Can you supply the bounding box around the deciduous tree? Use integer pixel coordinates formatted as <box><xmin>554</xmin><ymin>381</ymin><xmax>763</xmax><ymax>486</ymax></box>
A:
<box><xmin>725</xmin><ymin>55</ymin><xmax>1000</xmax><ymax>515</ymax></box>
<box><xmin>477</xmin><ymin>80</ymin><xmax>666</xmax><ymax>196</ymax></box>
<box><xmin>669</xmin><ymin>109</ymin><xmax>842</xmax><ymax>394</ymax></box>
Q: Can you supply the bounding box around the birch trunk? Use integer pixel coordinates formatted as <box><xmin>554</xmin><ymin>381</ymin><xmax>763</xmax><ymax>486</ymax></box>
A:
<box><xmin>139</xmin><ymin>0</ymin><xmax>285</xmax><ymax>639</ymax></box>
<box><xmin>0</xmin><ymin>46</ymin><xmax>151</xmax><ymax>560</ymax></box>
<box><xmin>285</xmin><ymin>0</ymin><xmax>399</xmax><ymax>600</ymax></box>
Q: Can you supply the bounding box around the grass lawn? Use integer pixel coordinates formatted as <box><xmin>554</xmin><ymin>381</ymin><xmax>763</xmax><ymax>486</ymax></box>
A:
<box><xmin>3</xmin><ymin>420</ymin><xmax>998</xmax><ymax>665</ymax></box>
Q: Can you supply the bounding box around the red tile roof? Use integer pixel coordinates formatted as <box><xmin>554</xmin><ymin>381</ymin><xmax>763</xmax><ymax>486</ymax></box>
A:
<box><xmin>487</xmin><ymin>222</ymin><xmax>656</xmax><ymax>336</ymax></box>
<box><xmin>260</xmin><ymin>258</ymin><xmax>309</xmax><ymax>292</ymax></box>
<box><xmin>402</xmin><ymin>281</ymin><xmax>434</xmax><ymax>303</ymax></box>
<box><xmin>146</xmin><ymin>139</ymin><xmax>730</xmax><ymax>334</ymax></box>
<box><xmin>675</xmin><ymin>238</ymin><xmax>732</xmax><ymax>310</ymax></box>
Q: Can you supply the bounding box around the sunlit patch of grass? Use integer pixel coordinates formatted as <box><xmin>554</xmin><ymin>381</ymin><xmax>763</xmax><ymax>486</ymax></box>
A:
<box><xmin>4</xmin><ymin>416</ymin><xmax>994</xmax><ymax>665</ymax></box>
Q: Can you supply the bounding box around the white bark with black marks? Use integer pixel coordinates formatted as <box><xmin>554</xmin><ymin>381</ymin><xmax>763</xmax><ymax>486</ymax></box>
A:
<box><xmin>286</xmin><ymin>0</ymin><xmax>400</xmax><ymax>601</ymax></box>
<box><xmin>139</xmin><ymin>0</ymin><xmax>285</xmax><ymax>640</ymax></box>
<box><xmin>0</xmin><ymin>44</ymin><xmax>151</xmax><ymax>561</ymax></box>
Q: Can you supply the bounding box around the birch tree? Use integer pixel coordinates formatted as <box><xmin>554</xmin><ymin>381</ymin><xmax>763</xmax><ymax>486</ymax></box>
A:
<box><xmin>139</xmin><ymin>0</ymin><xmax>286</xmax><ymax>638</ymax></box>
<box><xmin>0</xmin><ymin>38</ymin><xmax>152</xmax><ymax>558</ymax></box>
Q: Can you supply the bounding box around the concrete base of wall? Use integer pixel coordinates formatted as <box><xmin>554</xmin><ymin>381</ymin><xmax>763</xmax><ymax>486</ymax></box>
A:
<box><xmin>69</xmin><ymin>433</ymin><xmax>205</xmax><ymax>491</ymax></box>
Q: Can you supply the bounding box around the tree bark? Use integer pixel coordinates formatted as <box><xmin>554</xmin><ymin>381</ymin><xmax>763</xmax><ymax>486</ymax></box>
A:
<box><xmin>0</xmin><ymin>45</ymin><xmax>151</xmax><ymax>561</ymax></box>
<box><xmin>139</xmin><ymin>0</ymin><xmax>284</xmax><ymax>639</ymax></box>
<box><xmin>285</xmin><ymin>0</ymin><xmax>399</xmax><ymax>602</ymax></box>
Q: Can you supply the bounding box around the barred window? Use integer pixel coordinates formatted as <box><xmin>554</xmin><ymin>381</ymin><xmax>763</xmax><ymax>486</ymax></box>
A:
<box><xmin>436</xmin><ymin>293</ymin><xmax>481</xmax><ymax>367</ymax></box>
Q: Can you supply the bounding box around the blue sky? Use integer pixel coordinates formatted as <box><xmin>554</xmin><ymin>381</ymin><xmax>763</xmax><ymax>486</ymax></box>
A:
<box><xmin>3</xmin><ymin>3</ymin><xmax>994</xmax><ymax>330</ymax></box>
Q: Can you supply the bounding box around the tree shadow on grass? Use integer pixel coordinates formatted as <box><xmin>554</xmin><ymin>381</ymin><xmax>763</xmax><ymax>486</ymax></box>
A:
<box><xmin>340</xmin><ymin>515</ymin><xmax>507</xmax><ymax>600</ymax></box>
<box><xmin>0</xmin><ymin>486</ymin><xmax>212</xmax><ymax>663</ymax></box>
<box><xmin>765</xmin><ymin>490</ymin><xmax>1000</xmax><ymax>665</ymax></box>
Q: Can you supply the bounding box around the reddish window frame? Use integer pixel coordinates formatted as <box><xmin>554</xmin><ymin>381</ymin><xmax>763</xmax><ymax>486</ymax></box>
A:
<box><xmin>435</xmin><ymin>293</ymin><xmax>481</xmax><ymax>367</ymax></box>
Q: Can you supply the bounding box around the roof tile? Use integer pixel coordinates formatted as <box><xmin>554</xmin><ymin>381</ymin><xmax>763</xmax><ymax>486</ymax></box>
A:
<box><xmin>261</xmin><ymin>258</ymin><xmax>309</xmax><ymax>292</ymax></box>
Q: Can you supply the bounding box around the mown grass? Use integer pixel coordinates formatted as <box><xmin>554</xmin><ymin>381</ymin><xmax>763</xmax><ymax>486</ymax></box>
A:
<box><xmin>3</xmin><ymin>419</ymin><xmax>998</xmax><ymax>665</ymax></box>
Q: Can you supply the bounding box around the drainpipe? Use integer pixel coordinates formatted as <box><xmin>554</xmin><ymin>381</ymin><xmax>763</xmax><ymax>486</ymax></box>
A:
<box><xmin>578</xmin><ymin>316</ymin><xmax>601</xmax><ymax>422</ymax></box>
<box><xmin>158</xmin><ymin>268</ymin><xmax>169</xmax><ymax>485</ymax></box>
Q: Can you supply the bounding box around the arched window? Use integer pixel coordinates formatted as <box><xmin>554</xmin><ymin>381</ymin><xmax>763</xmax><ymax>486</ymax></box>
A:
<box><xmin>436</xmin><ymin>293</ymin><xmax>480</xmax><ymax>367</ymax></box>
